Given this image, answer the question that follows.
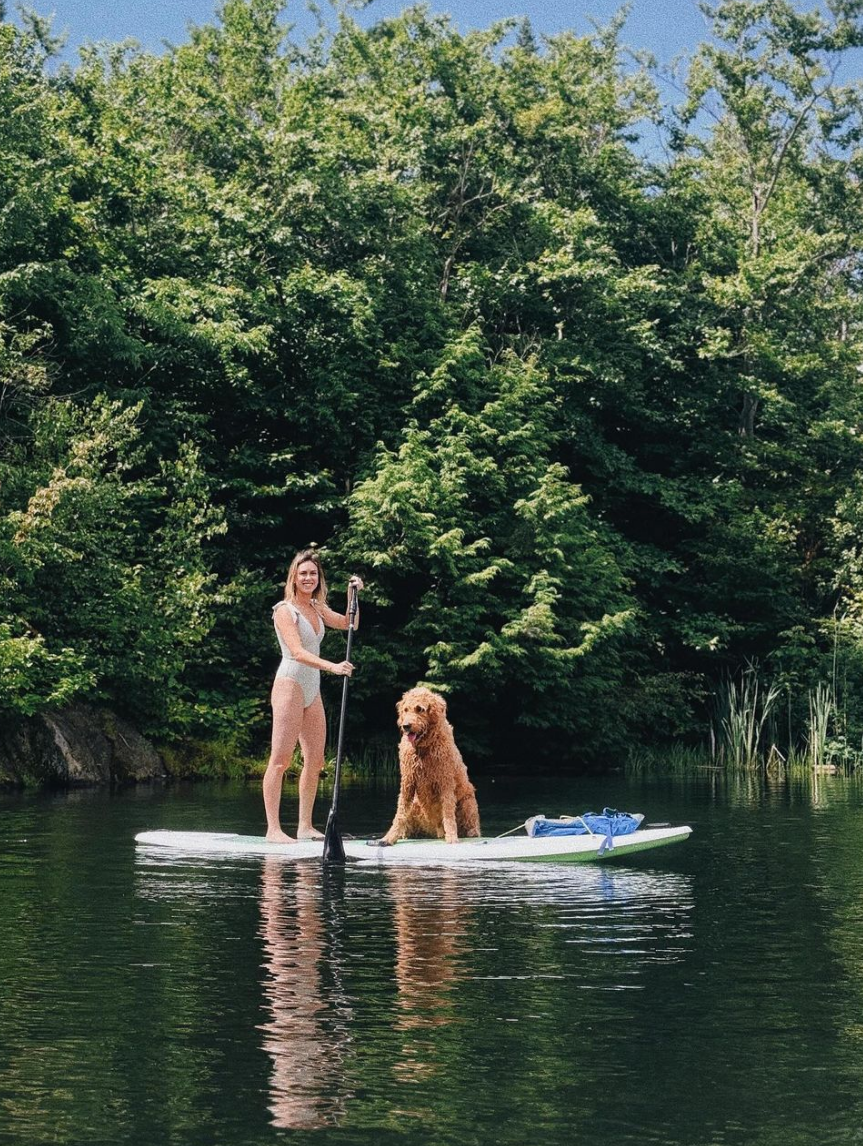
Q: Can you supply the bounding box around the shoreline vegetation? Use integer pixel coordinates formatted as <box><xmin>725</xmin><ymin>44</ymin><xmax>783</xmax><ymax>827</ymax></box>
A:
<box><xmin>4</xmin><ymin>1</ymin><xmax>863</xmax><ymax>779</ymax></box>
<box><xmin>2</xmin><ymin>688</ymin><xmax>859</xmax><ymax>787</ymax></box>
<box><xmin>161</xmin><ymin>733</ymin><xmax>402</xmax><ymax>783</ymax></box>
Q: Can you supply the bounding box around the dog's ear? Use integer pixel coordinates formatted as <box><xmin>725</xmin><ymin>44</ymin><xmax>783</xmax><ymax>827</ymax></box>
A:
<box><xmin>428</xmin><ymin>691</ymin><xmax>447</xmax><ymax>718</ymax></box>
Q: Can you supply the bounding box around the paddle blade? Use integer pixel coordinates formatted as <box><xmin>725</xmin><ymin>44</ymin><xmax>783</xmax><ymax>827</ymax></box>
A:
<box><xmin>322</xmin><ymin>808</ymin><xmax>346</xmax><ymax>865</ymax></box>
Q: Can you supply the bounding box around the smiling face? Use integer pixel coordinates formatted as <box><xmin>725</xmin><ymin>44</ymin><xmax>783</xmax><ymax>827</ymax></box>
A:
<box><xmin>295</xmin><ymin>560</ymin><xmax>319</xmax><ymax>597</ymax></box>
<box><xmin>397</xmin><ymin>688</ymin><xmax>446</xmax><ymax>744</ymax></box>
<box><xmin>284</xmin><ymin>549</ymin><xmax>327</xmax><ymax>604</ymax></box>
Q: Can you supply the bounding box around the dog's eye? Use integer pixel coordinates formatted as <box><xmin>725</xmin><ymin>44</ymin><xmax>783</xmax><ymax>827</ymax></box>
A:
<box><xmin>416</xmin><ymin>705</ymin><xmax>425</xmax><ymax>713</ymax></box>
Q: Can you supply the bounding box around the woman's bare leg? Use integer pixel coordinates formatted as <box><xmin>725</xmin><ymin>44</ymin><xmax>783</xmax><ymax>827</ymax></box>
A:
<box><xmin>263</xmin><ymin>680</ymin><xmax>305</xmax><ymax>842</ymax></box>
<box><xmin>296</xmin><ymin>697</ymin><xmax>327</xmax><ymax>839</ymax></box>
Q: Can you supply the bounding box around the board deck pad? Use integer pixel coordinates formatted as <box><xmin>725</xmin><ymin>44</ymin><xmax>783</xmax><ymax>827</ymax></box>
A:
<box><xmin>135</xmin><ymin>825</ymin><xmax>692</xmax><ymax>864</ymax></box>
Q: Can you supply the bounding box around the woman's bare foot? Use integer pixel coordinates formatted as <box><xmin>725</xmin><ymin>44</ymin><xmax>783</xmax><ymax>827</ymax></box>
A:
<box><xmin>266</xmin><ymin>828</ymin><xmax>296</xmax><ymax>844</ymax></box>
<box><xmin>296</xmin><ymin>827</ymin><xmax>325</xmax><ymax>841</ymax></box>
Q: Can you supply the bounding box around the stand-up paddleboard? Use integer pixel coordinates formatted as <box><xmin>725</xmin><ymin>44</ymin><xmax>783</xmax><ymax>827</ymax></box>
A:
<box><xmin>135</xmin><ymin>824</ymin><xmax>692</xmax><ymax>864</ymax></box>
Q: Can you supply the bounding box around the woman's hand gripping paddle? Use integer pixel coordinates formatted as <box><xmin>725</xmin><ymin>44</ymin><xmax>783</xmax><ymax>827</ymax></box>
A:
<box><xmin>322</xmin><ymin>581</ymin><xmax>360</xmax><ymax>865</ymax></box>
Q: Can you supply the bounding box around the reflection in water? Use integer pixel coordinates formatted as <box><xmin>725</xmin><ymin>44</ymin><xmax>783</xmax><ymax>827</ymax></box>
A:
<box><xmin>257</xmin><ymin>860</ymin><xmax>350</xmax><ymax>1130</ymax></box>
<box><xmin>390</xmin><ymin>866</ymin><xmax>467</xmax><ymax>1029</ymax></box>
<box><xmin>670</xmin><ymin>764</ymin><xmax>863</xmax><ymax>811</ymax></box>
<box><xmin>532</xmin><ymin>866</ymin><xmax>695</xmax><ymax>971</ymax></box>
<box><xmin>387</xmin><ymin>866</ymin><xmax>469</xmax><ymax>1084</ymax></box>
<box><xmin>134</xmin><ymin>843</ymin><xmax>694</xmax><ymax>1135</ymax></box>
<box><xmin>378</xmin><ymin>861</ymin><xmax>694</xmax><ymax>1088</ymax></box>
<box><xmin>16</xmin><ymin>776</ymin><xmax>863</xmax><ymax>1146</ymax></box>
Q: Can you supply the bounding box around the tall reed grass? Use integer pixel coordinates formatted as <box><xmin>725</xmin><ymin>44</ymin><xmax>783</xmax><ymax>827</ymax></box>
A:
<box><xmin>700</xmin><ymin>665</ymin><xmax>855</xmax><ymax>777</ymax></box>
<box><xmin>806</xmin><ymin>682</ymin><xmax>833</xmax><ymax>771</ymax></box>
<box><xmin>713</xmin><ymin>665</ymin><xmax>781</xmax><ymax>769</ymax></box>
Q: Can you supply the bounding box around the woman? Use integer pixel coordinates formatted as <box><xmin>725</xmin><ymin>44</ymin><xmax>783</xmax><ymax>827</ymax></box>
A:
<box><xmin>263</xmin><ymin>549</ymin><xmax>362</xmax><ymax>843</ymax></box>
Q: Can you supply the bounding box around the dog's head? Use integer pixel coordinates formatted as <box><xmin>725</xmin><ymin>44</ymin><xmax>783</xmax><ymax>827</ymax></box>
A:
<box><xmin>396</xmin><ymin>687</ymin><xmax>447</xmax><ymax>746</ymax></box>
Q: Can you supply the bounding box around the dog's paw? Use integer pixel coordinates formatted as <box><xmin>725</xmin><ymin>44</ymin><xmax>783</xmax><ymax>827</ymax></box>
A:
<box><xmin>367</xmin><ymin>838</ymin><xmax>392</xmax><ymax>847</ymax></box>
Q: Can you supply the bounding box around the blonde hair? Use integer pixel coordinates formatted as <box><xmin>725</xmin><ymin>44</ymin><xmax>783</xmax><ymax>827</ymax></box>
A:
<box><xmin>284</xmin><ymin>549</ymin><xmax>328</xmax><ymax>606</ymax></box>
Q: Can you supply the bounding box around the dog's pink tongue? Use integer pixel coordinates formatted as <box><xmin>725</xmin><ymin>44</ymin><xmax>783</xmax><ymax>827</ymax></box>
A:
<box><xmin>406</xmin><ymin>732</ymin><xmax>417</xmax><ymax>744</ymax></box>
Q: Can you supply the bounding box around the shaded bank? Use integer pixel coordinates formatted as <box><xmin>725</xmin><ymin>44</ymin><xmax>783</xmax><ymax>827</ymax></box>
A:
<box><xmin>0</xmin><ymin>704</ymin><xmax>397</xmax><ymax>788</ymax></box>
<box><xmin>0</xmin><ymin>705</ymin><xmax>166</xmax><ymax>786</ymax></box>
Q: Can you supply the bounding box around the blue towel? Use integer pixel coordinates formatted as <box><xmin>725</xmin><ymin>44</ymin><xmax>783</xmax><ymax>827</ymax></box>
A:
<box><xmin>526</xmin><ymin>809</ymin><xmax>643</xmax><ymax>839</ymax></box>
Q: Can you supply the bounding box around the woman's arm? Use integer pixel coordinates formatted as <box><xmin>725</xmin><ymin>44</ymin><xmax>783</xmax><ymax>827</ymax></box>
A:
<box><xmin>274</xmin><ymin>606</ymin><xmax>353</xmax><ymax>675</ymax></box>
<box><xmin>317</xmin><ymin>576</ymin><xmax>363</xmax><ymax>631</ymax></box>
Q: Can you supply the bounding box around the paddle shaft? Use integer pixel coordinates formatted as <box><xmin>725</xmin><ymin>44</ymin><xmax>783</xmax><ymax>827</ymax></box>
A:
<box><xmin>330</xmin><ymin>584</ymin><xmax>358</xmax><ymax>815</ymax></box>
<box><xmin>322</xmin><ymin>583</ymin><xmax>359</xmax><ymax>864</ymax></box>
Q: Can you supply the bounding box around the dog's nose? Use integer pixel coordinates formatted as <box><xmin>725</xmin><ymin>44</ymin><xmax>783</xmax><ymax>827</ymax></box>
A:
<box><xmin>401</xmin><ymin>722</ymin><xmax>412</xmax><ymax>733</ymax></box>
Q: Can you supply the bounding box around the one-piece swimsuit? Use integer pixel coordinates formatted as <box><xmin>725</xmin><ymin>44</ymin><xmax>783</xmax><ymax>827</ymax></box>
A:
<box><xmin>273</xmin><ymin>601</ymin><xmax>324</xmax><ymax>708</ymax></box>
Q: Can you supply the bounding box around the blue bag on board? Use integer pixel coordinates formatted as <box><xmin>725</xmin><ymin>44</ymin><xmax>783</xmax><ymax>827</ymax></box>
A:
<box><xmin>525</xmin><ymin>809</ymin><xmax>644</xmax><ymax>850</ymax></box>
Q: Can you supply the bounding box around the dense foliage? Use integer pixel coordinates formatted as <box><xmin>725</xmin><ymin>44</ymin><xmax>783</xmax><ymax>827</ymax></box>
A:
<box><xmin>3</xmin><ymin>0</ymin><xmax>863</xmax><ymax>765</ymax></box>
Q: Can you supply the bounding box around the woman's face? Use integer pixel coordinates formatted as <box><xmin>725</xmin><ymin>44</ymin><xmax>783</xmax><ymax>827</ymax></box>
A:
<box><xmin>296</xmin><ymin>560</ymin><xmax>320</xmax><ymax>595</ymax></box>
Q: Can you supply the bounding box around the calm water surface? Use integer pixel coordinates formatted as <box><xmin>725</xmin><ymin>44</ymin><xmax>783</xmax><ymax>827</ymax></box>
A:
<box><xmin>2</xmin><ymin>771</ymin><xmax>863</xmax><ymax>1145</ymax></box>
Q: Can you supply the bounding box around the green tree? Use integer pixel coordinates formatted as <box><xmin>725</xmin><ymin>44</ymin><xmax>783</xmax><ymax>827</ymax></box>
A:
<box><xmin>340</xmin><ymin>329</ymin><xmax>636</xmax><ymax>758</ymax></box>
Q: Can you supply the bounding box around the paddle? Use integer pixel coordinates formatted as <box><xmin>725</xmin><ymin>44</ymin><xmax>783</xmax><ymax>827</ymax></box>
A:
<box><xmin>322</xmin><ymin>581</ymin><xmax>360</xmax><ymax>865</ymax></box>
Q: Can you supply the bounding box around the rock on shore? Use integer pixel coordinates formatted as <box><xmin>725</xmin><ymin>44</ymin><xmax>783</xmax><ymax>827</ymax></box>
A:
<box><xmin>0</xmin><ymin>705</ymin><xmax>166</xmax><ymax>786</ymax></box>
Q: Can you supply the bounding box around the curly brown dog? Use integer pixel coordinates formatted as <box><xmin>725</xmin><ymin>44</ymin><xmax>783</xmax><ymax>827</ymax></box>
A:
<box><xmin>380</xmin><ymin>687</ymin><xmax>481</xmax><ymax>845</ymax></box>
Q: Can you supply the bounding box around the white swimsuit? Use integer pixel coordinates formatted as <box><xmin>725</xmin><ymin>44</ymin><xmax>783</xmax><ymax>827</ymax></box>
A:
<box><xmin>273</xmin><ymin>601</ymin><xmax>324</xmax><ymax>708</ymax></box>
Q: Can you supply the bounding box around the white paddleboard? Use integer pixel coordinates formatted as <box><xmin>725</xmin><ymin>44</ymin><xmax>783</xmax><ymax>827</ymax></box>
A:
<box><xmin>135</xmin><ymin>825</ymin><xmax>692</xmax><ymax>864</ymax></box>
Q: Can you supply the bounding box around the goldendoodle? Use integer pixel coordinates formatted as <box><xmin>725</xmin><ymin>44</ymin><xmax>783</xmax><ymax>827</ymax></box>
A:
<box><xmin>379</xmin><ymin>687</ymin><xmax>481</xmax><ymax>844</ymax></box>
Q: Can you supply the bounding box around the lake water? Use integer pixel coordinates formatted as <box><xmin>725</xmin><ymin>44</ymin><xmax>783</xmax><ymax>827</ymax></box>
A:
<box><xmin>2</xmin><ymin>770</ymin><xmax>863</xmax><ymax>1145</ymax></box>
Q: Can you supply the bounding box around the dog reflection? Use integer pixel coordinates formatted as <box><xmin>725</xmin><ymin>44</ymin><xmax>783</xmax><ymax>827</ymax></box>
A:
<box><xmin>258</xmin><ymin>860</ymin><xmax>347</xmax><ymax>1129</ymax></box>
<box><xmin>388</xmin><ymin>866</ymin><xmax>468</xmax><ymax>1081</ymax></box>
